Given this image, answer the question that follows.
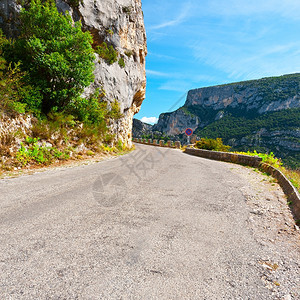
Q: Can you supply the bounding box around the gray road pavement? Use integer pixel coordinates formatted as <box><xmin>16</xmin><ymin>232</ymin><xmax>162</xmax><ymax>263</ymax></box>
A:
<box><xmin>0</xmin><ymin>144</ymin><xmax>299</xmax><ymax>299</ymax></box>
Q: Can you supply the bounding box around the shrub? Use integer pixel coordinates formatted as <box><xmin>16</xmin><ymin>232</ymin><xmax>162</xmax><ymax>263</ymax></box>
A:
<box><xmin>118</xmin><ymin>57</ymin><xmax>125</xmax><ymax>68</ymax></box>
<box><xmin>10</xmin><ymin>0</ymin><xmax>95</xmax><ymax>113</ymax></box>
<box><xmin>109</xmin><ymin>99</ymin><xmax>123</xmax><ymax>120</ymax></box>
<box><xmin>106</xmin><ymin>29</ymin><xmax>114</xmax><ymax>36</ymax></box>
<box><xmin>16</xmin><ymin>136</ymin><xmax>70</xmax><ymax>166</ymax></box>
<box><xmin>66</xmin><ymin>89</ymin><xmax>108</xmax><ymax>127</ymax></box>
<box><xmin>195</xmin><ymin>138</ymin><xmax>231</xmax><ymax>152</ymax></box>
<box><xmin>95</xmin><ymin>42</ymin><xmax>118</xmax><ymax>65</ymax></box>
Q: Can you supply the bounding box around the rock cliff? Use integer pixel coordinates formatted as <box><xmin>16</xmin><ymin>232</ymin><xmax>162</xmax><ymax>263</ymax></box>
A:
<box><xmin>0</xmin><ymin>0</ymin><xmax>147</xmax><ymax>147</ymax></box>
<box><xmin>132</xmin><ymin>118</ymin><xmax>152</xmax><ymax>138</ymax></box>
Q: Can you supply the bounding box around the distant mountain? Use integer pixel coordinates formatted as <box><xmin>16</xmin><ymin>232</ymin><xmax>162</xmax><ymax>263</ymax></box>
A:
<box><xmin>152</xmin><ymin>73</ymin><xmax>300</xmax><ymax>168</ymax></box>
<box><xmin>132</xmin><ymin>118</ymin><xmax>153</xmax><ymax>138</ymax></box>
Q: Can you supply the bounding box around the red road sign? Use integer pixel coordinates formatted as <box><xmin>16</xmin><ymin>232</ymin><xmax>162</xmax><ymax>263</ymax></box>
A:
<box><xmin>185</xmin><ymin>128</ymin><xmax>193</xmax><ymax>136</ymax></box>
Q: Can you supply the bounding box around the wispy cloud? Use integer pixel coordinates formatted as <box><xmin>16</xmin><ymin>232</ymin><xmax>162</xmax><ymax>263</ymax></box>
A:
<box><xmin>202</xmin><ymin>0</ymin><xmax>300</xmax><ymax>20</ymax></box>
<box><xmin>140</xmin><ymin>117</ymin><xmax>158</xmax><ymax>124</ymax></box>
<box><xmin>192</xmin><ymin>41</ymin><xmax>300</xmax><ymax>80</ymax></box>
<box><xmin>146</xmin><ymin>70</ymin><xmax>170</xmax><ymax>77</ymax></box>
<box><xmin>147</xmin><ymin>52</ymin><xmax>177</xmax><ymax>61</ymax></box>
<box><xmin>150</xmin><ymin>2</ymin><xmax>192</xmax><ymax>30</ymax></box>
<box><xmin>159</xmin><ymin>80</ymin><xmax>191</xmax><ymax>92</ymax></box>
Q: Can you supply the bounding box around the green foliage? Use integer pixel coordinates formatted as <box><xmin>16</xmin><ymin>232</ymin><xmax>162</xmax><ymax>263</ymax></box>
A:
<box><xmin>193</xmin><ymin>108</ymin><xmax>300</xmax><ymax>169</ymax></box>
<box><xmin>0</xmin><ymin>30</ymin><xmax>41</xmax><ymax>115</ymax></box>
<box><xmin>16</xmin><ymin>136</ymin><xmax>69</xmax><ymax>166</ymax></box>
<box><xmin>118</xmin><ymin>57</ymin><xmax>125</xmax><ymax>68</ymax></box>
<box><xmin>195</xmin><ymin>138</ymin><xmax>231</xmax><ymax>152</ymax></box>
<box><xmin>109</xmin><ymin>99</ymin><xmax>123</xmax><ymax>120</ymax></box>
<box><xmin>196</xmin><ymin>108</ymin><xmax>300</xmax><ymax>140</ymax></box>
<box><xmin>95</xmin><ymin>42</ymin><xmax>118</xmax><ymax>65</ymax></box>
<box><xmin>106</xmin><ymin>29</ymin><xmax>114</xmax><ymax>36</ymax></box>
<box><xmin>67</xmin><ymin>92</ymin><xmax>107</xmax><ymax>126</ymax></box>
<box><xmin>10</xmin><ymin>0</ymin><xmax>95</xmax><ymax>113</ymax></box>
<box><xmin>235</xmin><ymin>150</ymin><xmax>283</xmax><ymax>168</ymax></box>
<box><xmin>67</xmin><ymin>88</ymin><xmax>122</xmax><ymax>126</ymax></box>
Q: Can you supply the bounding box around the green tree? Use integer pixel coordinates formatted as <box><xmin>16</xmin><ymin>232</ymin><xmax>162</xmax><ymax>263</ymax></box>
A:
<box><xmin>0</xmin><ymin>30</ymin><xmax>30</xmax><ymax>114</ymax></box>
<box><xmin>13</xmin><ymin>0</ymin><xmax>95</xmax><ymax>113</ymax></box>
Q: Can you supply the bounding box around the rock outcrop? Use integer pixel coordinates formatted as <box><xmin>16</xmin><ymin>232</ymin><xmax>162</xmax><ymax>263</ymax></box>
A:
<box><xmin>153</xmin><ymin>109</ymin><xmax>199</xmax><ymax>136</ymax></box>
<box><xmin>0</xmin><ymin>0</ymin><xmax>147</xmax><ymax>147</ymax></box>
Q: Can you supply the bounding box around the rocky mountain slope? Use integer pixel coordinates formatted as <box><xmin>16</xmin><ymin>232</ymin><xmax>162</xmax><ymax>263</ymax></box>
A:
<box><xmin>0</xmin><ymin>0</ymin><xmax>147</xmax><ymax>147</ymax></box>
<box><xmin>132</xmin><ymin>118</ymin><xmax>152</xmax><ymax>138</ymax></box>
<box><xmin>153</xmin><ymin>74</ymin><xmax>300</xmax><ymax>168</ymax></box>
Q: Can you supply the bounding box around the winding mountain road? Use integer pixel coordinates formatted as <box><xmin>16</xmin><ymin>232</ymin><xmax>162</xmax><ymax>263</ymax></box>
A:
<box><xmin>0</xmin><ymin>144</ymin><xmax>299</xmax><ymax>299</ymax></box>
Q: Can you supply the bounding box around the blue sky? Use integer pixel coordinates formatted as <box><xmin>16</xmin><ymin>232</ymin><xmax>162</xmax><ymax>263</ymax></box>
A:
<box><xmin>135</xmin><ymin>0</ymin><xmax>300</xmax><ymax>124</ymax></box>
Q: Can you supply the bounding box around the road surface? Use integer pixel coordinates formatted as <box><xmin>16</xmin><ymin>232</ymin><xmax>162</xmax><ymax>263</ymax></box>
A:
<box><xmin>0</xmin><ymin>144</ymin><xmax>299</xmax><ymax>299</ymax></box>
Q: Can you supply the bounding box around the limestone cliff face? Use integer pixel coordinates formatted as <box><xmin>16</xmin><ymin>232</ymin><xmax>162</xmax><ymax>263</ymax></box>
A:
<box><xmin>155</xmin><ymin>74</ymin><xmax>300</xmax><ymax>136</ymax></box>
<box><xmin>153</xmin><ymin>109</ymin><xmax>199</xmax><ymax>136</ymax></box>
<box><xmin>0</xmin><ymin>0</ymin><xmax>147</xmax><ymax>147</ymax></box>
<box><xmin>186</xmin><ymin>81</ymin><xmax>300</xmax><ymax>115</ymax></box>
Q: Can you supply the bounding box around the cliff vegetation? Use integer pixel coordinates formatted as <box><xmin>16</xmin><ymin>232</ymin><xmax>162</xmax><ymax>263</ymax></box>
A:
<box><xmin>0</xmin><ymin>0</ymin><xmax>131</xmax><ymax>174</ymax></box>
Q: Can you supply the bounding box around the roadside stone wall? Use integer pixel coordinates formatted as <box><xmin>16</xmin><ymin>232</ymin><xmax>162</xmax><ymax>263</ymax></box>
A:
<box><xmin>184</xmin><ymin>147</ymin><xmax>262</xmax><ymax>168</ymax></box>
<box><xmin>133</xmin><ymin>138</ymin><xmax>181</xmax><ymax>149</ymax></box>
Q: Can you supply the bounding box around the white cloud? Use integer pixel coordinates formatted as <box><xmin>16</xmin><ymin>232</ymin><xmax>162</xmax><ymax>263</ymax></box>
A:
<box><xmin>159</xmin><ymin>80</ymin><xmax>191</xmax><ymax>92</ymax></box>
<box><xmin>150</xmin><ymin>2</ymin><xmax>192</xmax><ymax>30</ymax></box>
<box><xmin>192</xmin><ymin>39</ymin><xmax>300</xmax><ymax>81</ymax></box>
<box><xmin>146</xmin><ymin>69</ymin><xmax>170</xmax><ymax>77</ymax></box>
<box><xmin>140</xmin><ymin>117</ymin><xmax>159</xmax><ymax>125</ymax></box>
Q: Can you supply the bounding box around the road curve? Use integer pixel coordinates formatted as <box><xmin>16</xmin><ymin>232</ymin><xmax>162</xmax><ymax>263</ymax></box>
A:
<box><xmin>0</xmin><ymin>144</ymin><xmax>299</xmax><ymax>299</ymax></box>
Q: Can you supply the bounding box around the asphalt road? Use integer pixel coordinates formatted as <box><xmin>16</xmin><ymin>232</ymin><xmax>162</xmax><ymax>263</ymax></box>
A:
<box><xmin>0</xmin><ymin>144</ymin><xmax>299</xmax><ymax>299</ymax></box>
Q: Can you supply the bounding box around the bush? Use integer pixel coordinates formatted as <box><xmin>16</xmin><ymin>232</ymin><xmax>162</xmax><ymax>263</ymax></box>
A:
<box><xmin>235</xmin><ymin>150</ymin><xmax>283</xmax><ymax>168</ymax></box>
<box><xmin>66</xmin><ymin>89</ymin><xmax>107</xmax><ymax>126</ymax></box>
<box><xmin>95</xmin><ymin>42</ymin><xmax>118</xmax><ymax>65</ymax></box>
<box><xmin>118</xmin><ymin>57</ymin><xmax>125</xmax><ymax>68</ymax></box>
<box><xmin>195</xmin><ymin>138</ymin><xmax>231</xmax><ymax>152</ymax></box>
<box><xmin>10</xmin><ymin>0</ymin><xmax>95</xmax><ymax>113</ymax></box>
<box><xmin>16</xmin><ymin>136</ymin><xmax>70</xmax><ymax>166</ymax></box>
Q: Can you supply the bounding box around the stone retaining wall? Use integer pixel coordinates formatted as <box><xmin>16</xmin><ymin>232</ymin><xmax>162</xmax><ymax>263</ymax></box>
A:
<box><xmin>133</xmin><ymin>138</ymin><xmax>181</xmax><ymax>149</ymax></box>
<box><xmin>184</xmin><ymin>148</ymin><xmax>262</xmax><ymax>168</ymax></box>
<box><xmin>260</xmin><ymin>163</ymin><xmax>300</xmax><ymax>220</ymax></box>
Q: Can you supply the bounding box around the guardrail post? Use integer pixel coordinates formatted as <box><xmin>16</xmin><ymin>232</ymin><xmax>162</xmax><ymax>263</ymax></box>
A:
<box><xmin>148</xmin><ymin>139</ymin><xmax>152</xmax><ymax>144</ymax></box>
<box><xmin>174</xmin><ymin>141</ymin><xmax>181</xmax><ymax>149</ymax></box>
<box><xmin>159</xmin><ymin>140</ymin><xmax>165</xmax><ymax>147</ymax></box>
<box><xmin>153</xmin><ymin>139</ymin><xmax>158</xmax><ymax>145</ymax></box>
<box><xmin>167</xmin><ymin>140</ymin><xmax>172</xmax><ymax>147</ymax></box>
